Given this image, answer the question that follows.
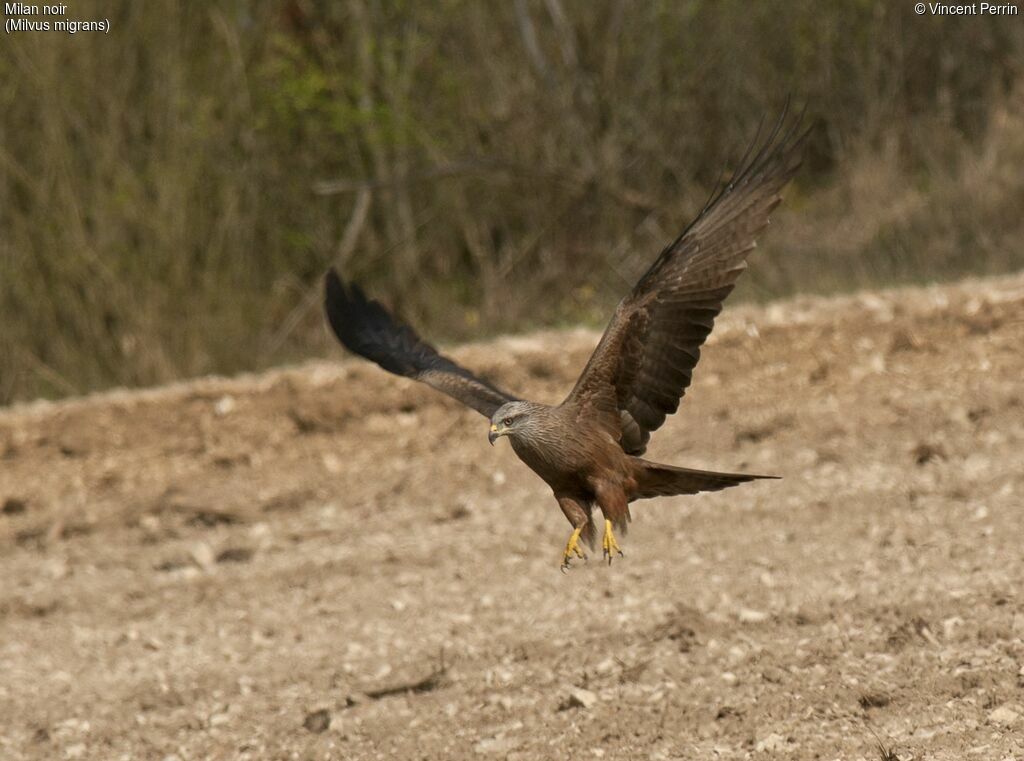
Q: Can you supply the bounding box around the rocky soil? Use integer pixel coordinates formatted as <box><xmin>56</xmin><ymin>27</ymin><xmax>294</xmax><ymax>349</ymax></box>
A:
<box><xmin>1</xmin><ymin>273</ymin><xmax>1023</xmax><ymax>760</ymax></box>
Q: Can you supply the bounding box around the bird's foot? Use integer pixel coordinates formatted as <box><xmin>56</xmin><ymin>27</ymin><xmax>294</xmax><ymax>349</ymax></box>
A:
<box><xmin>560</xmin><ymin>527</ymin><xmax>587</xmax><ymax>572</ymax></box>
<box><xmin>602</xmin><ymin>519</ymin><xmax>624</xmax><ymax>565</ymax></box>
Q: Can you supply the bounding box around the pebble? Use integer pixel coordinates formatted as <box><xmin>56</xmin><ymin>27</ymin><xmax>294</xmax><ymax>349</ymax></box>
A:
<box><xmin>987</xmin><ymin>704</ymin><xmax>1020</xmax><ymax>727</ymax></box>
<box><xmin>755</xmin><ymin>732</ymin><xmax>787</xmax><ymax>752</ymax></box>
<box><xmin>738</xmin><ymin>608</ymin><xmax>769</xmax><ymax>623</ymax></box>
<box><xmin>565</xmin><ymin>687</ymin><xmax>598</xmax><ymax>709</ymax></box>
<box><xmin>303</xmin><ymin>709</ymin><xmax>331</xmax><ymax>733</ymax></box>
<box><xmin>213</xmin><ymin>395</ymin><xmax>236</xmax><ymax>415</ymax></box>
<box><xmin>486</xmin><ymin>693</ymin><xmax>514</xmax><ymax>711</ymax></box>
<box><xmin>474</xmin><ymin>735</ymin><xmax>518</xmax><ymax>755</ymax></box>
<box><xmin>189</xmin><ymin>542</ymin><xmax>216</xmax><ymax>571</ymax></box>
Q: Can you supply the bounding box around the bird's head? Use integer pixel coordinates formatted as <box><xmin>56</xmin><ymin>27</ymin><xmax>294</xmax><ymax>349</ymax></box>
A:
<box><xmin>488</xmin><ymin>401</ymin><xmax>536</xmax><ymax>445</ymax></box>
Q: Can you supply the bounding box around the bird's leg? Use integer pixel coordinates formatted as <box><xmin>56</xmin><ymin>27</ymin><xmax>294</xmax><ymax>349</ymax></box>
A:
<box><xmin>556</xmin><ymin>496</ymin><xmax>591</xmax><ymax>572</ymax></box>
<box><xmin>561</xmin><ymin>527</ymin><xmax>587</xmax><ymax>572</ymax></box>
<box><xmin>592</xmin><ymin>481</ymin><xmax>628</xmax><ymax>566</ymax></box>
<box><xmin>602</xmin><ymin>519</ymin><xmax>624</xmax><ymax>564</ymax></box>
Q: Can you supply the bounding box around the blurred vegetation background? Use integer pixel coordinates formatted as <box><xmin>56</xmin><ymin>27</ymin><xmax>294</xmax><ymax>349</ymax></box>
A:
<box><xmin>2</xmin><ymin>0</ymin><xmax>1023</xmax><ymax>404</ymax></box>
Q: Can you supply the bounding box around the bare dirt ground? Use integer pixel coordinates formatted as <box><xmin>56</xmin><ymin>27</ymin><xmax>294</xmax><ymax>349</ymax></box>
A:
<box><xmin>2</xmin><ymin>274</ymin><xmax>1023</xmax><ymax>761</ymax></box>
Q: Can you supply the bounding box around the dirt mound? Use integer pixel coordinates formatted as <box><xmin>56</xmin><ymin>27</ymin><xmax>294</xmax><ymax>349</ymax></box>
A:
<box><xmin>2</xmin><ymin>274</ymin><xmax>1023</xmax><ymax>760</ymax></box>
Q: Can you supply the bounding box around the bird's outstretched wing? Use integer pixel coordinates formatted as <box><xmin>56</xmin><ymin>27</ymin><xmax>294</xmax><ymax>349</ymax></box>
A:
<box><xmin>324</xmin><ymin>269</ymin><xmax>519</xmax><ymax>417</ymax></box>
<box><xmin>564</xmin><ymin>107</ymin><xmax>809</xmax><ymax>454</ymax></box>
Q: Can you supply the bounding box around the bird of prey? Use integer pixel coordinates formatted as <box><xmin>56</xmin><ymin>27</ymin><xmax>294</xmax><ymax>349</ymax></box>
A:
<box><xmin>325</xmin><ymin>111</ymin><xmax>807</xmax><ymax>570</ymax></box>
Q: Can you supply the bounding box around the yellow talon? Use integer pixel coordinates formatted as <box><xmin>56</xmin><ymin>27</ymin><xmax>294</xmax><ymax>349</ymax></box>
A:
<box><xmin>602</xmin><ymin>519</ymin><xmax>624</xmax><ymax>565</ymax></box>
<box><xmin>560</xmin><ymin>527</ymin><xmax>587</xmax><ymax>571</ymax></box>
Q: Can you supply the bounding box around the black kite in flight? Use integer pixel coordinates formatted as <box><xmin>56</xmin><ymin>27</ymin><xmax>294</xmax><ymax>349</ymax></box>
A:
<box><xmin>325</xmin><ymin>111</ymin><xmax>807</xmax><ymax>570</ymax></box>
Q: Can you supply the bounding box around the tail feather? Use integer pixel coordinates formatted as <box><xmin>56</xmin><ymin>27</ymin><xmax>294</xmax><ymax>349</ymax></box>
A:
<box><xmin>632</xmin><ymin>460</ymin><xmax>778</xmax><ymax>501</ymax></box>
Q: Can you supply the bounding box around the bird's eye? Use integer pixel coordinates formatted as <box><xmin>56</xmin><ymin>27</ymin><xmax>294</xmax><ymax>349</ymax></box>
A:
<box><xmin>502</xmin><ymin>417</ymin><xmax>514</xmax><ymax>427</ymax></box>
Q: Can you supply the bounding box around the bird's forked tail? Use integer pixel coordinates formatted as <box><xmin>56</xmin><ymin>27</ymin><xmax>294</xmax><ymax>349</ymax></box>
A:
<box><xmin>631</xmin><ymin>460</ymin><xmax>778</xmax><ymax>501</ymax></box>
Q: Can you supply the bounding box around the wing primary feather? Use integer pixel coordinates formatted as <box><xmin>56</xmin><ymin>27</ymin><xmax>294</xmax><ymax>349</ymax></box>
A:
<box><xmin>636</xmin><ymin>104</ymin><xmax>806</xmax><ymax>295</ymax></box>
<box><xmin>563</xmin><ymin>103</ymin><xmax>809</xmax><ymax>454</ymax></box>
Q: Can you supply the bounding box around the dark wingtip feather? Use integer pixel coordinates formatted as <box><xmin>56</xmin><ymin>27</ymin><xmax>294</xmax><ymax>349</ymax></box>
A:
<box><xmin>322</xmin><ymin>269</ymin><xmax>519</xmax><ymax>418</ymax></box>
<box><xmin>636</xmin><ymin>103</ymin><xmax>809</xmax><ymax>295</ymax></box>
<box><xmin>324</xmin><ymin>268</ymin><xmax>364</xmax><ymax>351</ymax></box>
<box><xmin>323</xmin><ymin>267</ymin><xmax>417</xmax><ymax>376</ymax></box>
<box><xmin>323</xmin><ymin>267</ymin><xmax>350</xmax><ymax>343</ymax></box>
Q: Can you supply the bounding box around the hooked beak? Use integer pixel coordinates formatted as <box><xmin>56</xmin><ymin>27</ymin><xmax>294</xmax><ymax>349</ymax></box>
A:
<box><xmin>488</xmin><ymin>423</ymin><xmax>501</xmax><ymax>446</ymax></box>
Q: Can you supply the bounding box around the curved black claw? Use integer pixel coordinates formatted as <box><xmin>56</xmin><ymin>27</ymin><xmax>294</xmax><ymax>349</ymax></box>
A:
<box><xmin>603</xmin><ymin>548</ymin><xmax>625</xmax><ymax>566</ymax></box>
<box><xmin>561</xmin><ymin>552</ymin><xmax>588</xmax><ymax>573</ymax></box>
